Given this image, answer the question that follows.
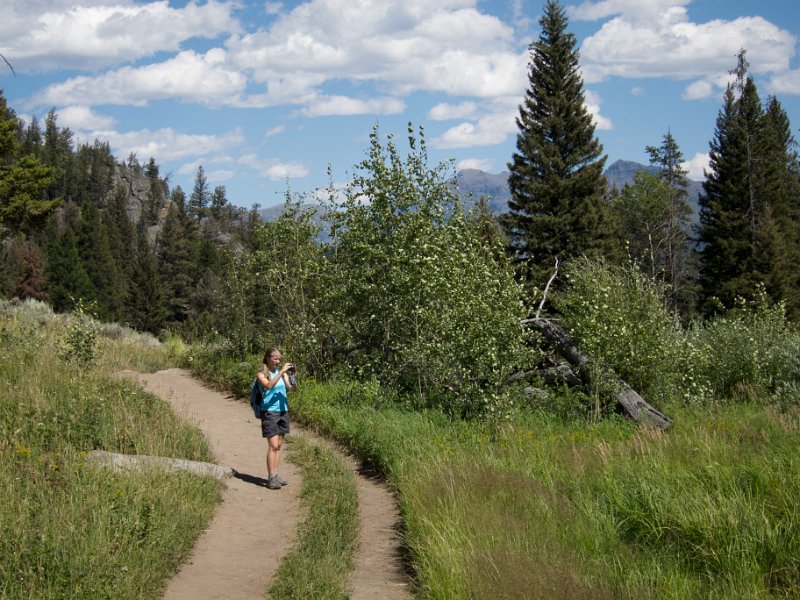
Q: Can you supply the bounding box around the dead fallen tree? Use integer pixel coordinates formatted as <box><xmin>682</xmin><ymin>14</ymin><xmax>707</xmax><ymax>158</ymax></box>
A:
<box><xmin>520</xmin><ymin>317</ymin><xmax>672</xmax><ymax>430</ymax></box>
<box><xmin>86</xmin><ymin>450</ymin><xmax>233</xmax><ymax>480</ymax></box>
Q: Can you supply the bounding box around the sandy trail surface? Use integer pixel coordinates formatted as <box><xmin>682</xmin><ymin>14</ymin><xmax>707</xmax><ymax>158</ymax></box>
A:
<box><xmin>123</xmin><ymin>369</ymin><xmax>412</xmax><ymax>600</ymax></box>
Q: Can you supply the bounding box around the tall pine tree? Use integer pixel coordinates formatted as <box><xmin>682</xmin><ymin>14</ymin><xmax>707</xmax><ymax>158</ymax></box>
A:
<box><xmin>126</xmin><ymin>224</ymin><xmax>167</xmax><ymax>333</ymax></box>
<box><xmin>698</xmin><ymin>51</ymin><xmax>800</xmax><ymax>315</ymax></box>
<box><xmin>503</xmin><ymin>0</ymin><xmax>616</xmax><ymax>287</ymax></box>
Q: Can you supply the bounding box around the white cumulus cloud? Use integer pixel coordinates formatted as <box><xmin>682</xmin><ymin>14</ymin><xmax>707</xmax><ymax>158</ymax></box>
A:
<box><xmin>457</xmin><ymin>158</ymin><xmax>493</xmax><ymax>171</ymax></box>
<box><xmin>227</xmin><ymin>0</ymin><xmax>526</xmax><ymax>101</ymax></box>
<box><xmin>682</xmin><ymin>152</ymin><xmax>709</xmax><ymax>180</ymax></box>
<box><xmin>770</xmin><ymin>70</ymin><xmax>800</xmax><ymax>95</ymax></box>
<box><xmin>90</xmin><ymin>127</ymin><xmax>244</xmax><ymax>163</ymax></box>
<box><xmin>428</xmin><ymin>102</ymin><xmax>477</xmax><ymax>121</ymax></box>
<box><xmin>0</xmin><ymin>0</ymin><xmax>239</xmax><ymax>72</ymax></box>
<box><xmin>35</xmin><ymin>49</ymin><xmax>247</xmax><ymax>108</ymax></box>
<box><xmin>239</xmin><ymin>153</ymin><xmax>309</xmax><ymax>180</ymax></box>
<box><xmin>300</xmin><ymin>95</ymin><xmax>405</xmax><ymax>117</ymax></box>
<box><xmin>58</xmin><ymin>105</ymin><xmax>116</xmax><ymax>131</ymax></box>
<box><xmin>576</xmin><ymin>2</ymin><xmax>796</xmax><ymax>89</ymax></box>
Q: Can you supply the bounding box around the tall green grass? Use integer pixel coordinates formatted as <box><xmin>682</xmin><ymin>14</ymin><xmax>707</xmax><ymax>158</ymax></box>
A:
<box><xmin>0</xmin><ymin>301</ymin><xmax>220</xmax><ymax>599</ymax></box>
<box><xmin>268</xmin><ymin>437</ymin><xmax>359</xmax><ymax>600</ymax></box>
<box><xmin>189</xmin><ymin>286</ymin><xmax>800</xmax><ymax>599</ymax></box>
<box><xmin>288</xmin><ymin>382</ymin><xmax>800</xmax><ymax>599</ymax></box>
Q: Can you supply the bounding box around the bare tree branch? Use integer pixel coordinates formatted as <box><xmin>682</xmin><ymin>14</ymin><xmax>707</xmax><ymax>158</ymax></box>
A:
<box><xmin>535</xmin><ymin>257</ymin><xmax>559</xmax><ymax>319</ymax></box>
<box><xmin>1</xmin><ymin>52</ymin><xmax>16</xmax><ymax>76</ymax></box>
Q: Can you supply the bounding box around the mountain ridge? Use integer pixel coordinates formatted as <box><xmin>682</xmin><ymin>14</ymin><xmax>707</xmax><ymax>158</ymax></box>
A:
<box><xmin>259</xmin><ymin>159</ymin><xmax>704</xmax><ymax>222</ymax></box>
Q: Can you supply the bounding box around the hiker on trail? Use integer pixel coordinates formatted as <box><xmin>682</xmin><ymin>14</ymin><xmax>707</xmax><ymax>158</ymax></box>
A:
<box><xmin>256</xmin><ymin>347</ymin><xmax>296</xmax><ymax>490</ymax></box>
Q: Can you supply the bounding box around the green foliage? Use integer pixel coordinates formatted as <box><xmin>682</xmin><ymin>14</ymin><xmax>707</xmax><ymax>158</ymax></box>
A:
<box><xmin>0</xmin><ymin>154</ymin><xmax>62</xmax><ymax>235</ymax></box>
<box><xmin>554</xmin><ymin>258</ymin><xmax>800</xmax><ymax>408</ymax></box>
<box><xmin>44</xmin><ymin>224</ymin><xmax>95</xmax><ymax>312</ymax></box>
<box><xmin>57</xmin><ymin>299</ymin><xmax>99</xmax><ymax>370</ymax></box>
<box><xmin>268</xmin><ymin>437</ymin><xmax>358</xmax><ymax>600</ymax></box>
<box><xmin>323</xmin><ymin>124</ymin><xmax>532</xmax><ymax>415</ymax></box>
<box><xmin>125</xmin><ymin>226</ymin><xmax>167</xmax><ymax>334</ymax></box>
<box><xmin>694</xmin><ymin>290</ymin><xmax>800</xmax><ymax>400</ymax></box>
<box><xmin>245</xmin><ymin>195</ymin><xmax>327</xmax><ymax>367</ymax></box>
<box><xmin>556</xmin><ymin>257</ymin><xmax>705</xmax><ymax>408</ymax></box>
<box><xmin>0</xmin><ymin>302</ymin><xmax>218</xmax><ymax>599</ymax></box>
<box><xmin>699</xmin><ymin>51</ymin><xmax>800</xmax><ymax>316</ymax></box>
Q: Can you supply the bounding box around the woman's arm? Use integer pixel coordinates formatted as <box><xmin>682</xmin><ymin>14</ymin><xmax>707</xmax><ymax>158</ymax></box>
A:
<box><xmin>257</xmin><ymin>363</ymin><xmax>294</xmax><ymax>390</ymax></box>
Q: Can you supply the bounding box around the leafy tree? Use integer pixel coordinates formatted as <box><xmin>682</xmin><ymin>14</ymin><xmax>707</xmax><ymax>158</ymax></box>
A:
<box><xmin>246</xmin><ymin>195</ymin><xmax>327</xmax><ymax>366</ymax></box>
<box><xmin>503</xmin><ymin>0</ymin><xmax>617</xmax><ymax>288</ymax></box>
<box><xmin>612</xmin><ymin>171</ymin><xmax>673</xmax><ymax>278</ymax></box>
<box><xmin>324</xmin><ymin>124</ymin><xmax>531</xmax><ymax>414</ymax></box>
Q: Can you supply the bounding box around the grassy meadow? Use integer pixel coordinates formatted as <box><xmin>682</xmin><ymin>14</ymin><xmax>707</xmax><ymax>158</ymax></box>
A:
<box><xmin>193</xmin><ymin>343</ymin><xmax>800</xmax><ymax>599</ymax></box>
<box><xmin>291</xmin><ymin>385</ymin><xmax>800</xmax><ymax>599</ymax></box>
<box><xmin>5</xmin><ymin>291</ymin><xmax>799</xmax><ymax>599</ymax></box>
<box><xmin>0</xmin><ymin>300</ymin><xmax>220</xmax><ymax>599</ymax></box>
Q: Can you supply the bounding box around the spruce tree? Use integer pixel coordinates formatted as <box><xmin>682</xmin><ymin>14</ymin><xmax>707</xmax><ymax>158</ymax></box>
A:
<box><xmin>157</xmin><ymin>203</ymin><xmax>195</xmax><ymax>322</ymax></box>
<box><xmin>126</xmin><ymin>224</ymin><xmax>167</xmax><ymax>333</ymax></box>
<box><xmin>188</xmin><ymin>165</ymin><xmax>209</xmax><ymax>219</ymax></box>
<box><xmin>76</xmin><ymin>200</ymin><xmax>123</xmax><ymax>320</ymax></box>
<box><xmin>758</xmin><ymin>96</ymin><xmax>800</xmax><ymax>316</ymax></box>
<box><xmin>698</xmin><ymin>51</ymin><xmax>800</xmax><ymax>314</ymax></box>
<box><xmin>0</xmin><ymin>92</ymin><xmax>60</xmax><ymax>236</ymax></box>
<box><xmin>45</xmin><ymin>227</ymin><xmax>95</xmax><ymax>311</ymax></box>
<box><xmin>503</xmin><ymin>0</ymin><xmax>616</xmax><ymax>287</ymax></box>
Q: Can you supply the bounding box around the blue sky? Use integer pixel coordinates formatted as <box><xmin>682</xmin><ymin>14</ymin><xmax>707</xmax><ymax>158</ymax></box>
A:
<box><xmin>2</xmin><ymin>0</ymin><xmax>799</xmax><ymax>209</ymax></box>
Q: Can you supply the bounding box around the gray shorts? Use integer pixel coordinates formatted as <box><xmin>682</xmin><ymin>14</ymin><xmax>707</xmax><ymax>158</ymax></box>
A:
<box><xmin>261</xmin><ymin>411</ymin><xmax>290</xmax><ymax>438</ymax></box>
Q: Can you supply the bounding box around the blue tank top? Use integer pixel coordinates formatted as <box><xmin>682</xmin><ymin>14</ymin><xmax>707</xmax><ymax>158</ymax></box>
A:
<box><xmin>261</xmin><ymin>369</ymin><xmax>288</xmax><ymax>413</ymax></box>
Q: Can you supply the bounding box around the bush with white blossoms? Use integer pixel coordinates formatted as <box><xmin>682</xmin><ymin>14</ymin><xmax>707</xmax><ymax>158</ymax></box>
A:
<box><xmin>555</xmin><ymin>257</ymin><xmax>706</xmax><ymax>407</ymax></box>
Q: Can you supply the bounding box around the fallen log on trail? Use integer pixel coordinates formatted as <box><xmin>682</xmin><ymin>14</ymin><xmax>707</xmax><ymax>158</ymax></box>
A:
<box><xmin>521</xmin><ymin>317</ymin><xmax>672</xmax><ymax>430</ymax></box>
<box><xmin>86</xmin><ymin>450</ymin><xmax>233</xmax><ymax>480</ymax></box>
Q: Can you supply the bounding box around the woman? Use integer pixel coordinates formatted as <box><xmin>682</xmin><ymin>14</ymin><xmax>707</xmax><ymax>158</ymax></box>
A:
<box><xmin>256</xmin><ymin>347</ymin><xmax>296</xmax><ymax>490</ymax></box>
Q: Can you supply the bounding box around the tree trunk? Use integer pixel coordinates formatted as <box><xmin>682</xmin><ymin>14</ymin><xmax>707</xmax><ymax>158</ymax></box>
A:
<box><xmin>521</xmin><ymin>317</ymin><xmax>673</xmax><ymax>429</ymax></box>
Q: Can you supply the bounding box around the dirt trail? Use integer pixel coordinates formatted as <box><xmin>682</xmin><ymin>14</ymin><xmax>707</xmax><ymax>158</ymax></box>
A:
<box><xmin>122</xmin><ymin>369</ymin><xmax>412</xmax><ymax>600</ymax></box>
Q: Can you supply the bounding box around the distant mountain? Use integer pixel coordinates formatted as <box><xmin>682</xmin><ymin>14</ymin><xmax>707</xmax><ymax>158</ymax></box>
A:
<box><xmin>455</xmin><ymin>160</ymin><xmax>704</xmax><ymax>222</ymax></box>
<box><xmin>259</xmin><ymin>160</ymin><xmax>704</xmax><ymax>223</ymax></box>
<box><xmin>604</xmin><ymin>160</ymin><xmax>659</xmax><ymax>190</ymax></box>
<box><xmin>603</xmin><ymin>159</ymin><xmax>704</xmax><ymax>222</ymax></box>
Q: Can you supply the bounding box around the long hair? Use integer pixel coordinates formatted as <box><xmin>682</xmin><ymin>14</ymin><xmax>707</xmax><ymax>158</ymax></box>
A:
<box><xmin>262</xmin><ymin>347</ymin><xmax>281</xmax><ymax>365</ymax></box>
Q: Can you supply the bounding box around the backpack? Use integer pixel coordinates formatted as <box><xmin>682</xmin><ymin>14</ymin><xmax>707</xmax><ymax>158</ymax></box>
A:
<box><xmin>249</xmin><ymin>378</ymin><xmax>264</xmax><ymax>418</ymax></box>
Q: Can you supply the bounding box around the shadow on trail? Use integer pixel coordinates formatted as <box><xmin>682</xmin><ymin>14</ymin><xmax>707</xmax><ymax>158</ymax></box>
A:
<box><xmin>231</xmin><ymin>469</ymin><xmax>269</xmax><ymax>488</ymax></box>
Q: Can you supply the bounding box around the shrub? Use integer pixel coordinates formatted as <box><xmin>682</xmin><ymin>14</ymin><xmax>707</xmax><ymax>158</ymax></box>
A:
<box><xmin>555</xmin><ymin>257</ymin><xmax>706</xmax><ymax>408</ymax></box>
<box><xmin>695</xmin><ymin>290</ymin><xmax>800</xmax><ymax>400</ymax></box>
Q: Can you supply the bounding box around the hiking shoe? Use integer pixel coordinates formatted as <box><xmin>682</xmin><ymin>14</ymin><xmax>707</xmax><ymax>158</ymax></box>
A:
<box><xmin>265</xmin><ymin>476</ymin><xmax>282</xmax><ymax>490</ymax></box>
<box><xmin>273</xmin><ymin>474</ymin><xmax>288</xmax><ymax>486</ymax></box>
